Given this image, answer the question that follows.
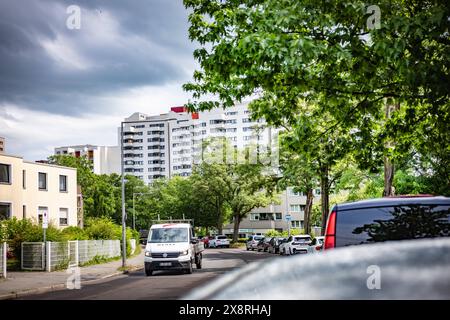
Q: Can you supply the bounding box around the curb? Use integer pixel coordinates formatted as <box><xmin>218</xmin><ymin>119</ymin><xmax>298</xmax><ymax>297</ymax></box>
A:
<box><xmin>0</xmin><ymin>264</ymin><xmax>143</xmax><ymax>300</ymax></box>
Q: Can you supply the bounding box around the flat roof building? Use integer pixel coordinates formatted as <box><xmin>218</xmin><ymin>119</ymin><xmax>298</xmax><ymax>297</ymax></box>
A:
<box><xmin>0</xmin><ymin>153</ymin><xmax>78</xmax><ymax>227</ymax></box>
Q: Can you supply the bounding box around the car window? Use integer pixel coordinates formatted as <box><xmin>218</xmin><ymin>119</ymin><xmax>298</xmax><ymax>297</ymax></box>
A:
<box><xmin>294</xmin><ymin>237</ymin><xmax>311</xmax><ymax>243</ymax></box>
<box><xmin>336</xmin><ymin>204</ymin><xmax>450</xmax><ymax>247</ymax></box>
<box><xmin>148</xmin><ymin>228</ymin><xmax>189</xmax><ymax>243</ymax></box>
<box><xmin>218</xmin><ymin>236</ymin><xmax>227</xmax><ymax>239</ymax></box>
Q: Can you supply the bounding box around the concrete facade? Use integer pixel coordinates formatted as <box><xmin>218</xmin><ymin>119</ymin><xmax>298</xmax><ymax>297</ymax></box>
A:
<box><xmin>54</xmin><ymin>145</ymin><xmax>120</xmax><ymax>175</ymax></box>
<box><xmin>0</xmin><ymin>137</ymin><xmax>4</xmax><ymax>154</ymax></box>
<box><xmin>120</xmin><ymin>103</ymin><xmax>278</xmax><ymax>185</ymax></box>
<box><xmin>0</xmin><ymin>154</ymin><xmax>78</xmax><ymax>227</ymax></box>
<box><xmin>222</xmin><ymin>187</ymin><xmax>322</xmax><ymax>237</ymax></box>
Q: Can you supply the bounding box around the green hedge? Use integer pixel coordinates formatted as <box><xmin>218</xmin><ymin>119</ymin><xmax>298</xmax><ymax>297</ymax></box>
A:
<box><xmin>0</xmin><ymin>217</ymin><xmax>140</xmax><ymax>261</ymax></box>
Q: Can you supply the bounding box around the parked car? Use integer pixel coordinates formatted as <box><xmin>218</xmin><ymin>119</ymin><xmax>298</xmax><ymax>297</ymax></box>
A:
<box><xmin>268</xmin><ymin>237</ymin><xmax>286</xmax><ymax>254</ymax></box>
<box><xmin>139</xmin><ymin>229</ymin><xmax>149</xmax><ymax>245</ymax></box>
<box><xmin>323</xmin><ymin>196</ymin><xmax>450</xmax><ymax>250</ymax></box>
<box><xmin>256</xmin><ymin>236</ymin><xmax>272</xmax><ymax>252</ymax></box>
<box><xmin>184</xmin><ymin>237</ymin><xmax>450</xmax><ymax>300</ymax></box>
<box><xmin>307</xmin><ymin>236</ymin><xmax>325</xmax><ymax>254</ymax></box>
<box><xmin>246</xmin><ymin>235</ymin><xmax>264</xmax><ymax>251</ymax></box>
<box><xmin>279</xmin><ymin>235</ymin><xmax>312</xmax><ymax>255</ymax></box>
<box><xmin>209</xmin><ymin>235</ymin><xmax>230</xmax><ymax>248</ymax></box>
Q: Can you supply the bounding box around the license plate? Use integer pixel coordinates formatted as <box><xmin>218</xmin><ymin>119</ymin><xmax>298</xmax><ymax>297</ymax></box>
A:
<box><xmin>160</xmin><ymin>262</ymin><xmax>172</xmax><ymax>266</ymax></box>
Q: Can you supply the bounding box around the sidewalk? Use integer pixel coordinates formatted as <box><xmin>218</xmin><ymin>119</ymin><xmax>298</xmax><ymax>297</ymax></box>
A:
<box><xmin>0</xmin><ymin>250</ymin><xmax>144</xmax><ymax>300</ymax></box>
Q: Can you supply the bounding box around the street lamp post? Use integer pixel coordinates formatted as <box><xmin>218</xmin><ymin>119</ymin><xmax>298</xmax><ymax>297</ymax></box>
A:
<box><xmin>120</xmin><ymin>121</ymin><xmax>127</xmax><ymax>270</ymax></box>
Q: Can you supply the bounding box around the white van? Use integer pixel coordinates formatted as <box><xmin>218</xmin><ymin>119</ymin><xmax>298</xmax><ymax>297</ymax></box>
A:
<box><xmin>144</xmin><ymin>223</ymin><xmax>204</xmax><ymax>276</ymax></box>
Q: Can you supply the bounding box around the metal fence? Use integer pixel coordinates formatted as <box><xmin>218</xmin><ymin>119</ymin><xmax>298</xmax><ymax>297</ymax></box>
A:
<box><xmin>21</xmin><ymin>242</ymin><xmax>46</xmax><ymax>270</ymax></box>
<box><xmin>21</xmin><ymin>240</ymin><xmax>121</xmax><ymax>272</ymax></box>
<box><xmin>78</xmin><ymin>240</ymin><xmax>120</xmax><ymax>265</ymax></box>
<box><xmin>0</xmin><ymin>242</ymin><xmax>6</xmax><ymax>278</ymax></box>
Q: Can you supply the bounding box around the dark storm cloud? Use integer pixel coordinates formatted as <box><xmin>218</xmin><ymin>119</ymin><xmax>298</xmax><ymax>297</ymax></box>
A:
<box><xmin>0</xmin><ymin>0</ymin><xmax>195</xmax><ymax>115</ymax></box>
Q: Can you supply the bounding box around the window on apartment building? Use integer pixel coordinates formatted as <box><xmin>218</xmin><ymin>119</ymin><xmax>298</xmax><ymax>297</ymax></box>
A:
<box><xmin>225</xmin><ymin>111</ymin><xmax>238</xmax><ymax>116</ymax></box>
<box><xmin>289</xmin><ymin>189</ymin><xmax>303</xmax><ymax>196</ymax></box>
<box><xmin>258</xmin><ymin>213</ymin><xmax>275</xmax><ymax>220</ymax></box>
<box><xmin>291</xmin><ymin>220</ymin><xmax>301</xmax><ymax>228</ymax></box>
<box><xmin>226</xmin><ymin>128</ymin><xmax>237</xmax><ymax>132</ymax></box>
<box><xmin>243</xmin><ymin>127</ymin><xmax>253</xmax><ymax>132</ymax></box>
<box><xmin>23</xmin><ymin>205</ymin><xmax>26</xmax><ymax>219</ymax></box>
<box><xmin>38</xmin><ymin>172</ymin><xmax>47</xmax><ymax>190</ymax></box>
<box><xmin>226</xmin><ymin>119</ymin><xmax>237</xmax><ymax>124</ymax></box>
<box><xmin>0</xmin><ymin>163</ymin><xmax>11</xmax><ymax>183</ymax></box>
<box><xmin>59</xmin><ymin>175</ymin><xmax>67</xmax><ymax>192</ymax></box>
<box><xmin>59</xmin><ymin>208</ymin><xmax>68</xmax><ymax>226</ymax></box>
<box><xmin>0</xmin><ymin>203</ymin><xmax>11</xmax><ymax>220</ymax></box>
<box><xmin>22</xmin><ymin>170</ymin><xmax>26</xmax><ymax>189</ymax></box>
<box><xmin>242</xmin><ymin>118</ymin><xmax>252</xmax><ymax>123</ymax></box>
<box><xmin>314</xmin><ymin>188</ymin><xmax>321</xmax><ymax>195</ymax></box>
<box><xmin>275</xmin><ymin>213</ymin><xmax>282</xmax><ymax>220</ymax></box>
<box><xmin>290</xmin><ymin>204</ymin><xmax>303</xmax><ymax>212</ymax></box>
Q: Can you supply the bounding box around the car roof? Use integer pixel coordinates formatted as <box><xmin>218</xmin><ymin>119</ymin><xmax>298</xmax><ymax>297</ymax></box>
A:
<box><xmin>334</xmin><ymin>196</ymin><xmax>450</xmax><ymax>211</ymax></box>
<box><xmin>150</xmin><ymin>223</ymin><xmax>191</xmax><ymax>229</ymax></box>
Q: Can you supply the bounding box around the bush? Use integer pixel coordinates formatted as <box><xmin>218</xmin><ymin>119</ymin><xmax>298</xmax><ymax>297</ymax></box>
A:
<box><xmin>61</xmin><ymin>226</ymin><xmax>88</xmax><ymax>240</ymax></box>
<box><xmin>84</xmin><ymin>217</ymin><xmax>121</xmax><ymax>240</ymax></box>
<box><xmin>0</xmin><ymin>218</ymin><xmax>66</xmax><ymax>258</ymax></box>
<box><xmin>1</xmin><ymin>216</ymin><xmax>140</xmax><ymax>263</ymax></box>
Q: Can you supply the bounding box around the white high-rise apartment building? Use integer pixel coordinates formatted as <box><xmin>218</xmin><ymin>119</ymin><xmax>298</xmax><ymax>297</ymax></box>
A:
<box><xmin>54</xmin><ymin>145</ymin><xmax>120</xmax><ymax>175</ymax></box>
<box><xmin>120</xmin><ymin>103</ymin><xmax>276</xmax><ymax>185</ymax></box>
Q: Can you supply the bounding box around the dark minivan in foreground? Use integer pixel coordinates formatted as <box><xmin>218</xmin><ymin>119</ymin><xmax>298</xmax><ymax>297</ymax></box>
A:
<box><xmin>324</xmin><ymin>196</ymin><xmax>450</xmax><ymax>249</ymax></box>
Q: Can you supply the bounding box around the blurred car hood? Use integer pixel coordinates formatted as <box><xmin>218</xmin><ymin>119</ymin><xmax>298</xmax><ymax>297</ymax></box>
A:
<box><xmin>183</xmin><ymin>237</ymin><xmax>450</xmax><ymax>300</ymax></box>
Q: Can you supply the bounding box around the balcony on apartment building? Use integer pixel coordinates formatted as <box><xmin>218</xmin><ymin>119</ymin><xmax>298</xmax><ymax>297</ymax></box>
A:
<box><xmin>148</xmin><ymin>130</ymin><xmax>165</xmax><ymax>135</ymax></box>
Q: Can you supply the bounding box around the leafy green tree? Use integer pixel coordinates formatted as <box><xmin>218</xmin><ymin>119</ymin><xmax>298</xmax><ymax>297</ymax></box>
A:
<box><xmin>183</xmin><ymin>0</ymin><xmax>450</xmax><ymax>222</ymax></box>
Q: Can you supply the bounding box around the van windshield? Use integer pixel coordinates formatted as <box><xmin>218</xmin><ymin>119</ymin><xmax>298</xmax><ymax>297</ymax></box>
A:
<box><xmin>148</xmin><ymin>228</ymin><xmax>189</xmax><ymax>243</ymax></box>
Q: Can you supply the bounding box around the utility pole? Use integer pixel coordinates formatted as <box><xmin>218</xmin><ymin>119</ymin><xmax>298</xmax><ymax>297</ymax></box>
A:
<box><xmin>120</xmin><ymin>121</ymin><xmax>127</xmax><ymax>270</ymax></box>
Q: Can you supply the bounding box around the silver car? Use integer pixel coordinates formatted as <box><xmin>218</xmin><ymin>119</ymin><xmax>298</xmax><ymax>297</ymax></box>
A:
<box><xmin>246</xmin><ymin>235</ymin><xmax>264</xmax><ymax>251</ymax></box>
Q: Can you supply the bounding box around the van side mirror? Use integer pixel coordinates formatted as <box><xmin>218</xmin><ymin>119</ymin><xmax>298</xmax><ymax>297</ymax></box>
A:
<box><xmin>190</xmin><ymin>239</ymin><xmax>198</xmax><ymax>244</ymax></box>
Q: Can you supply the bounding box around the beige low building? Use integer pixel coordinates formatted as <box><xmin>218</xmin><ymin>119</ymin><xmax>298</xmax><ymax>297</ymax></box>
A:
<box><xmin>0</xmin><ymin>154</ymin><xmax>77</xmax><ymax>227</ymax></box>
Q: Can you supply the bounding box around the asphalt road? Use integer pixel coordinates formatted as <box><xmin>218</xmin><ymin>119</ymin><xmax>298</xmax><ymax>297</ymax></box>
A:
<box><xmin>19</xmin><ymin>248</ymin><xmax>274</xmax><ymax>300</ymax></box>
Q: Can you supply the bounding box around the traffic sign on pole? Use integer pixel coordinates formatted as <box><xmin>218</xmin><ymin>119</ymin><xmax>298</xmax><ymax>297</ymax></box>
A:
<box><xmin>285</xmin><ymin>214</ymin><xmax>292</xmax><ymax>221</ymax></box>
<box><xmin>42</xmin><ymin>210</ymin><xmax>48</xmax><ymax>229</ymax></box>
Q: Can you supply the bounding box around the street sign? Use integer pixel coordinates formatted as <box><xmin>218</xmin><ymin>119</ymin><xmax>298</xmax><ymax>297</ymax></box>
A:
<box><xmin>285</xmin><ymin>214</ymin><xmax>292</xmax><ymax>221</ymax></box>
<box><xmin>42</xmin><ymin>211</ymin><xmax>48</xmax><ymax>229</ymax></box>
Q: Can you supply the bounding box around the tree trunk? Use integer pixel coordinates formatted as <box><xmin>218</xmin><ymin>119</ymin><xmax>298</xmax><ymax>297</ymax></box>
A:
<box><xmin>232</xmin><ymin>214</ymin><xmax>240</xmax><ymax>242</ymax></box>
<box><xmin>320</xmin><ymin>165</ymin><xmax>330</xmax><ymax>235</ymax></box>
<box><xmin>383</xmin><ymin>157</ymin><xmax>395</xmax><ymax>196</ymax></box>
<box><xmin>304</xmin><ymin>188</ymin><xmax>313</xmax><ymax>235</ymax></box>
<box><xmin>383</xmin><ymin>100</ymin><xmax>399</xmax><ymax>197</ymax></box>
<box><xmin>216</xmin><ymin>198</ymin><xmax>223</xmax><ymax>234</ymax></box>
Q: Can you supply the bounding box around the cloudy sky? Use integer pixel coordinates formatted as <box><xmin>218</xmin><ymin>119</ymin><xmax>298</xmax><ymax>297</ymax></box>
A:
<box><xmin>0</xmin><ymin>0</ymin><xmax>198</xmax><ymax>160</ymax></box>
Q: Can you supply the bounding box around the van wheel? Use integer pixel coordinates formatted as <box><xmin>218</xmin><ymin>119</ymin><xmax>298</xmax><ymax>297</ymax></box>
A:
<box><xmin>145</xmin><ymin>266</ymin><xmax>153</xmax><ymax>276</ymax></box>
<box><xmin>195</xmin><ymin>254</ymin><xmax>202</xmax><ymax>269</ymax></box>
